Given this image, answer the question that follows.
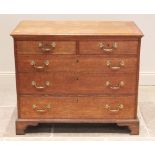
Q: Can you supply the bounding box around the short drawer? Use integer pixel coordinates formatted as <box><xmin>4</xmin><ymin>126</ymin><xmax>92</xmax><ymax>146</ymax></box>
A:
<box><xmin>79</xmin><ymin>41</ymin><xmax>138</xmax><ymax>54</ymax></box>
<box><xmin>16</xmin><ymin>55</ymin><xmax>77</xmax><ymax>72</ymax></box>
<box><xmin>16</xmin><ymin>41</ymin><xmax>76</xmax><ymax>54</ymax></box>
<box><xmin>18</xmin><ymin>73</ymin><xmax>136</xmax><ymax>95</ymax></box>
<box><xmin>19</xmin><ymin>96</ymin><xmax>136</xmax><ymax>119</ymax></box>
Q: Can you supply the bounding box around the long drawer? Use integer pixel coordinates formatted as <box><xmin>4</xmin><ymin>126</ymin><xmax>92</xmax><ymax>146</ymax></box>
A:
<box><xmin>16</xmin><ymin>55</ymin><xmax>137</xmax><ymax>73</ymax></box>
<box><xmin>18</xmin><ymin>73</ymin><xmax>136</xmax><ymax>95</ymax></box>
<box><xmin>19</xmin><ymin>95</ymin><xmax>136</xmax><ymax>119</ymax></box>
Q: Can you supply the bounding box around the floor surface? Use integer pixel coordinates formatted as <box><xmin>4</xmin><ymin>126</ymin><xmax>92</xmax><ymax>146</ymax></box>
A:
<box><xmin>0</xmin><ymin>76</ymin><xmax>155</xmax><ymax>140</ymax></box>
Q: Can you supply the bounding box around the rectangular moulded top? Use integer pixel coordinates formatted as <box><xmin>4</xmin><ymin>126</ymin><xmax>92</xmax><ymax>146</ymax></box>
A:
<box><xmin>11</xmin><ymin>20</ymin><xmax>143</xmax><ymax>37</ymax></box>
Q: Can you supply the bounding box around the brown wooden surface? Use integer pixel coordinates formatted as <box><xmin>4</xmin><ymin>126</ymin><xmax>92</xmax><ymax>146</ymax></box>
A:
<box><xmin>76</xmin><ymin>56</ymin><xmax>137</xmax><ymax>73</ymax></box>
<box><xmin>134</xmin><ymin>38</ymin><xmax>142</xmax><ymax>121</ymax></box>
<box><xmin>11</xmin><ymin>21</ymin><xmax>143</xmax><ymax>37</ymax></box>
<box><xmin>76</xmin><ymin>73</ymin><xmax>136</xmax><ymax>95</ymax></box>
<box><xmin>16</xmin><ymin>41</ymin><xmax>76</xmax><ymax>54</ymax></box>
<box><xmin>17</xmin><ymin>55</ymin><xmax>76</xmax><ymax>72</ymax></box>
<box><xmin>79</xmin><ymin>41</ymin><xmax>138</xmax><ymax>54</ymax></box>
<box><xmin>17</xmin><ymin>55</ymin><xmax>137</xmax><ymax>74</ymax></box>
<box><xmin>19</xmin><ymin>96</ymin><xmax>136</xmax><ymax>119</ymax></box>
<box><xmin>118</xmin><ymin>120</ymin><xmax>139</xmax><ymax>135</ymax></box>
<box><xmin>18</xmin><ymin>73</ymin><xmax>136</xmax><ymax>95</ymax></box>
<box><xmin>16</xmin><ymin>118</ymin><xmax>139</xmax><ymax>135</ymax></box>
<box><xmin>18</xmin><ymin>72</ymin><xmax>77</xmax><ymax>95</ymax></box>
<box><xmin>12</xmin><ymin>20</ymin><xmax>143</xmax><ymax>135</ymax></box>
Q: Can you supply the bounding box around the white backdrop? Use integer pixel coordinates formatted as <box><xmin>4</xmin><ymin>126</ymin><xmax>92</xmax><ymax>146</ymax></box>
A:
<box><xmin>0</xmin><ymin>14</ymin><xmax>154</xmax><ymax>85</ymax></box>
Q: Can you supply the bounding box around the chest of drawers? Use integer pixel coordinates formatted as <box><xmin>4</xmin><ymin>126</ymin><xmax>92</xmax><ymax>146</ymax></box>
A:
<box><xmin>11</xmin><ymin>21</ymin><xmax>143</xmax><ymax>135</ymax></box>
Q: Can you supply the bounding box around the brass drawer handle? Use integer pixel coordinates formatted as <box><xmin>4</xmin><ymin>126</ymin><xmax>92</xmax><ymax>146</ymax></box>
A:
<box><xmin>32</xmin><ymin>104</ymin><xmax>51</xmax><ymax>113</ymax></box>
<box><xmin>99</xmin><ymin>42</ymin><xmax>117</xmax><ymax>52</ymax></box>
<box><xmin>32</xmin><ymin>81</ymin><xmax>50</xmax><ymax>89</ymax></box>
<box><xmin>30</xmin><ymin>60</ymin><xmax>49</xmax><ymax>70</ymax></box>
<box><xmin>38</xmin><ymin>42</ymin><xmax>56</xmax><ymax>52</ymax></box>
<box><xmin>105</xmin><ymin>104</ymin><xmax>124</xmax><ymax>112</ymax></box>
<box><xmin>106</xmin><ymin>81</ymin><xmax>124</xmax><ymax>90</ymax></box>
<box><xmin>106</xmin><ymin>60</ymin><xmax>125</xmax><ymax>70</ymax></box>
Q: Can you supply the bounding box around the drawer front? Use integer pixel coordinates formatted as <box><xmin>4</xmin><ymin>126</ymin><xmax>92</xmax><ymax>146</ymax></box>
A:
<box><xmin>17</xmin><ymin>55</ymin><xmax>77</xmax><ymax>72</ymax></box>
<box><xmin>77</xmin><ymin>56</ymin><xmax>137</xmax><ymax>73</ymax></box>
<box><xmin>79</xmin><ymin>41</ymin><xmax>138</xmax><ymax>54</ymax></box>
<box><xmin>76</xmin><ymin>73</ymin><xmax>136</xmax><ymax>94</ymax></box>
<box><xmin>16</xmin><ymin>41</ymin><xmax>76</xmax><ymax>54</ymax></box>
<box><xmin>18</xmin><ymin>72</ymin><xmax>78</xmax><ymax>95</ymax></box>
<box><xmin>16</xmin><ymin>55</ymin><xmax>137</xmax><ymax>74</ymax></box>
<box><xmin>18</xmin><ymin>73</ymin><xmax>136</xmax><ymax>95</ymax></box>
<box><xmin>19</xmin><ymin>96</ymin><xmax>136</xmax><ymax>119</ymax></box>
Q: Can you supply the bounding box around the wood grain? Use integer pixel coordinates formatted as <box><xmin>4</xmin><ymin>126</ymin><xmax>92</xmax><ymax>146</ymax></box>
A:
<box><xmin>76</xmin><ymin>56</ymin><xmax>137</xmax><ymax>73</ymax></box>
<box><xmin>16</xmin><ymin>54</ymin><xmax>137</xmax><ymax>73</ymax></box>
<box><xmin>17</xmin><ymin>55</ymin><xmax>77</xmax><ymax>72</ymax></box>
<box><xmin>18</xmin><ymin>73</ymin><xmax>136</xmax><ymax>95</ymax></box>
<box><xmin>11</xmin><ymin>20</ymin><xmax>143</xmax><ymax>135</ymax></box>
<box><xmin>19</xmin><ymin>95</ymin><xmax>136</xmax><ymax>119</ymax></box>
<box><xmin>16</xmin><ymin>41</ymin><xmax>76</xmax><ymax>54</ymax></box>
<box><xmin>11</xmin><ymin>21</ymin><xmax>143</xmax><ymax>37</ymax></box>
<box><xmin>79</xmin><ymin>41</ymin><xmax>138</xmax><ymax>54</ymax></box>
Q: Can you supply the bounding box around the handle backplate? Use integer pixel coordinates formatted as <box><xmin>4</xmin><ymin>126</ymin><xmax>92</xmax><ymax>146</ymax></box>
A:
<box><xmin>105</xmin><ymin>104</ymin><xmax>124</xmax><ymax>112</ymax></box>
<box><xmin>30</xmin><ymin>60</ymin><xmax>49</xmax><ymax>70</ymax></box>
<box><xmin>32</xmin><ymin>104</ymin><xmax>51</xmax><ymax>113</ymax></box>
<box><xmin>32</xmin><ymin>81</ymin><xmax>50</xmax><ymax>89</ymax></box>
<box><xmin>38</xmin><ymin>42</ymin><xmax>56</xmax><ymax>52</ymax></box>
<box><xmin>99</xmin><ymin>42</ymin><xmax>118</xmax><ymax>52</ymax></box>
<box><xmin>106</xmin><ymin>60</ymin><xmax>125</xmax><ymax>70</ymax></box>
<box><xmin>106</xmin><ymin>81</ymin><xmax>124</xmax><ymax>90</ymax></box>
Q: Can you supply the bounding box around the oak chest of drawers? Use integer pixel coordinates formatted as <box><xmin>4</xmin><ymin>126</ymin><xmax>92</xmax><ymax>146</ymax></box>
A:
<box><xmin>11</xmin><ymin>21</ymin><xmax>143</xmax><ymax>135</ymax></box>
